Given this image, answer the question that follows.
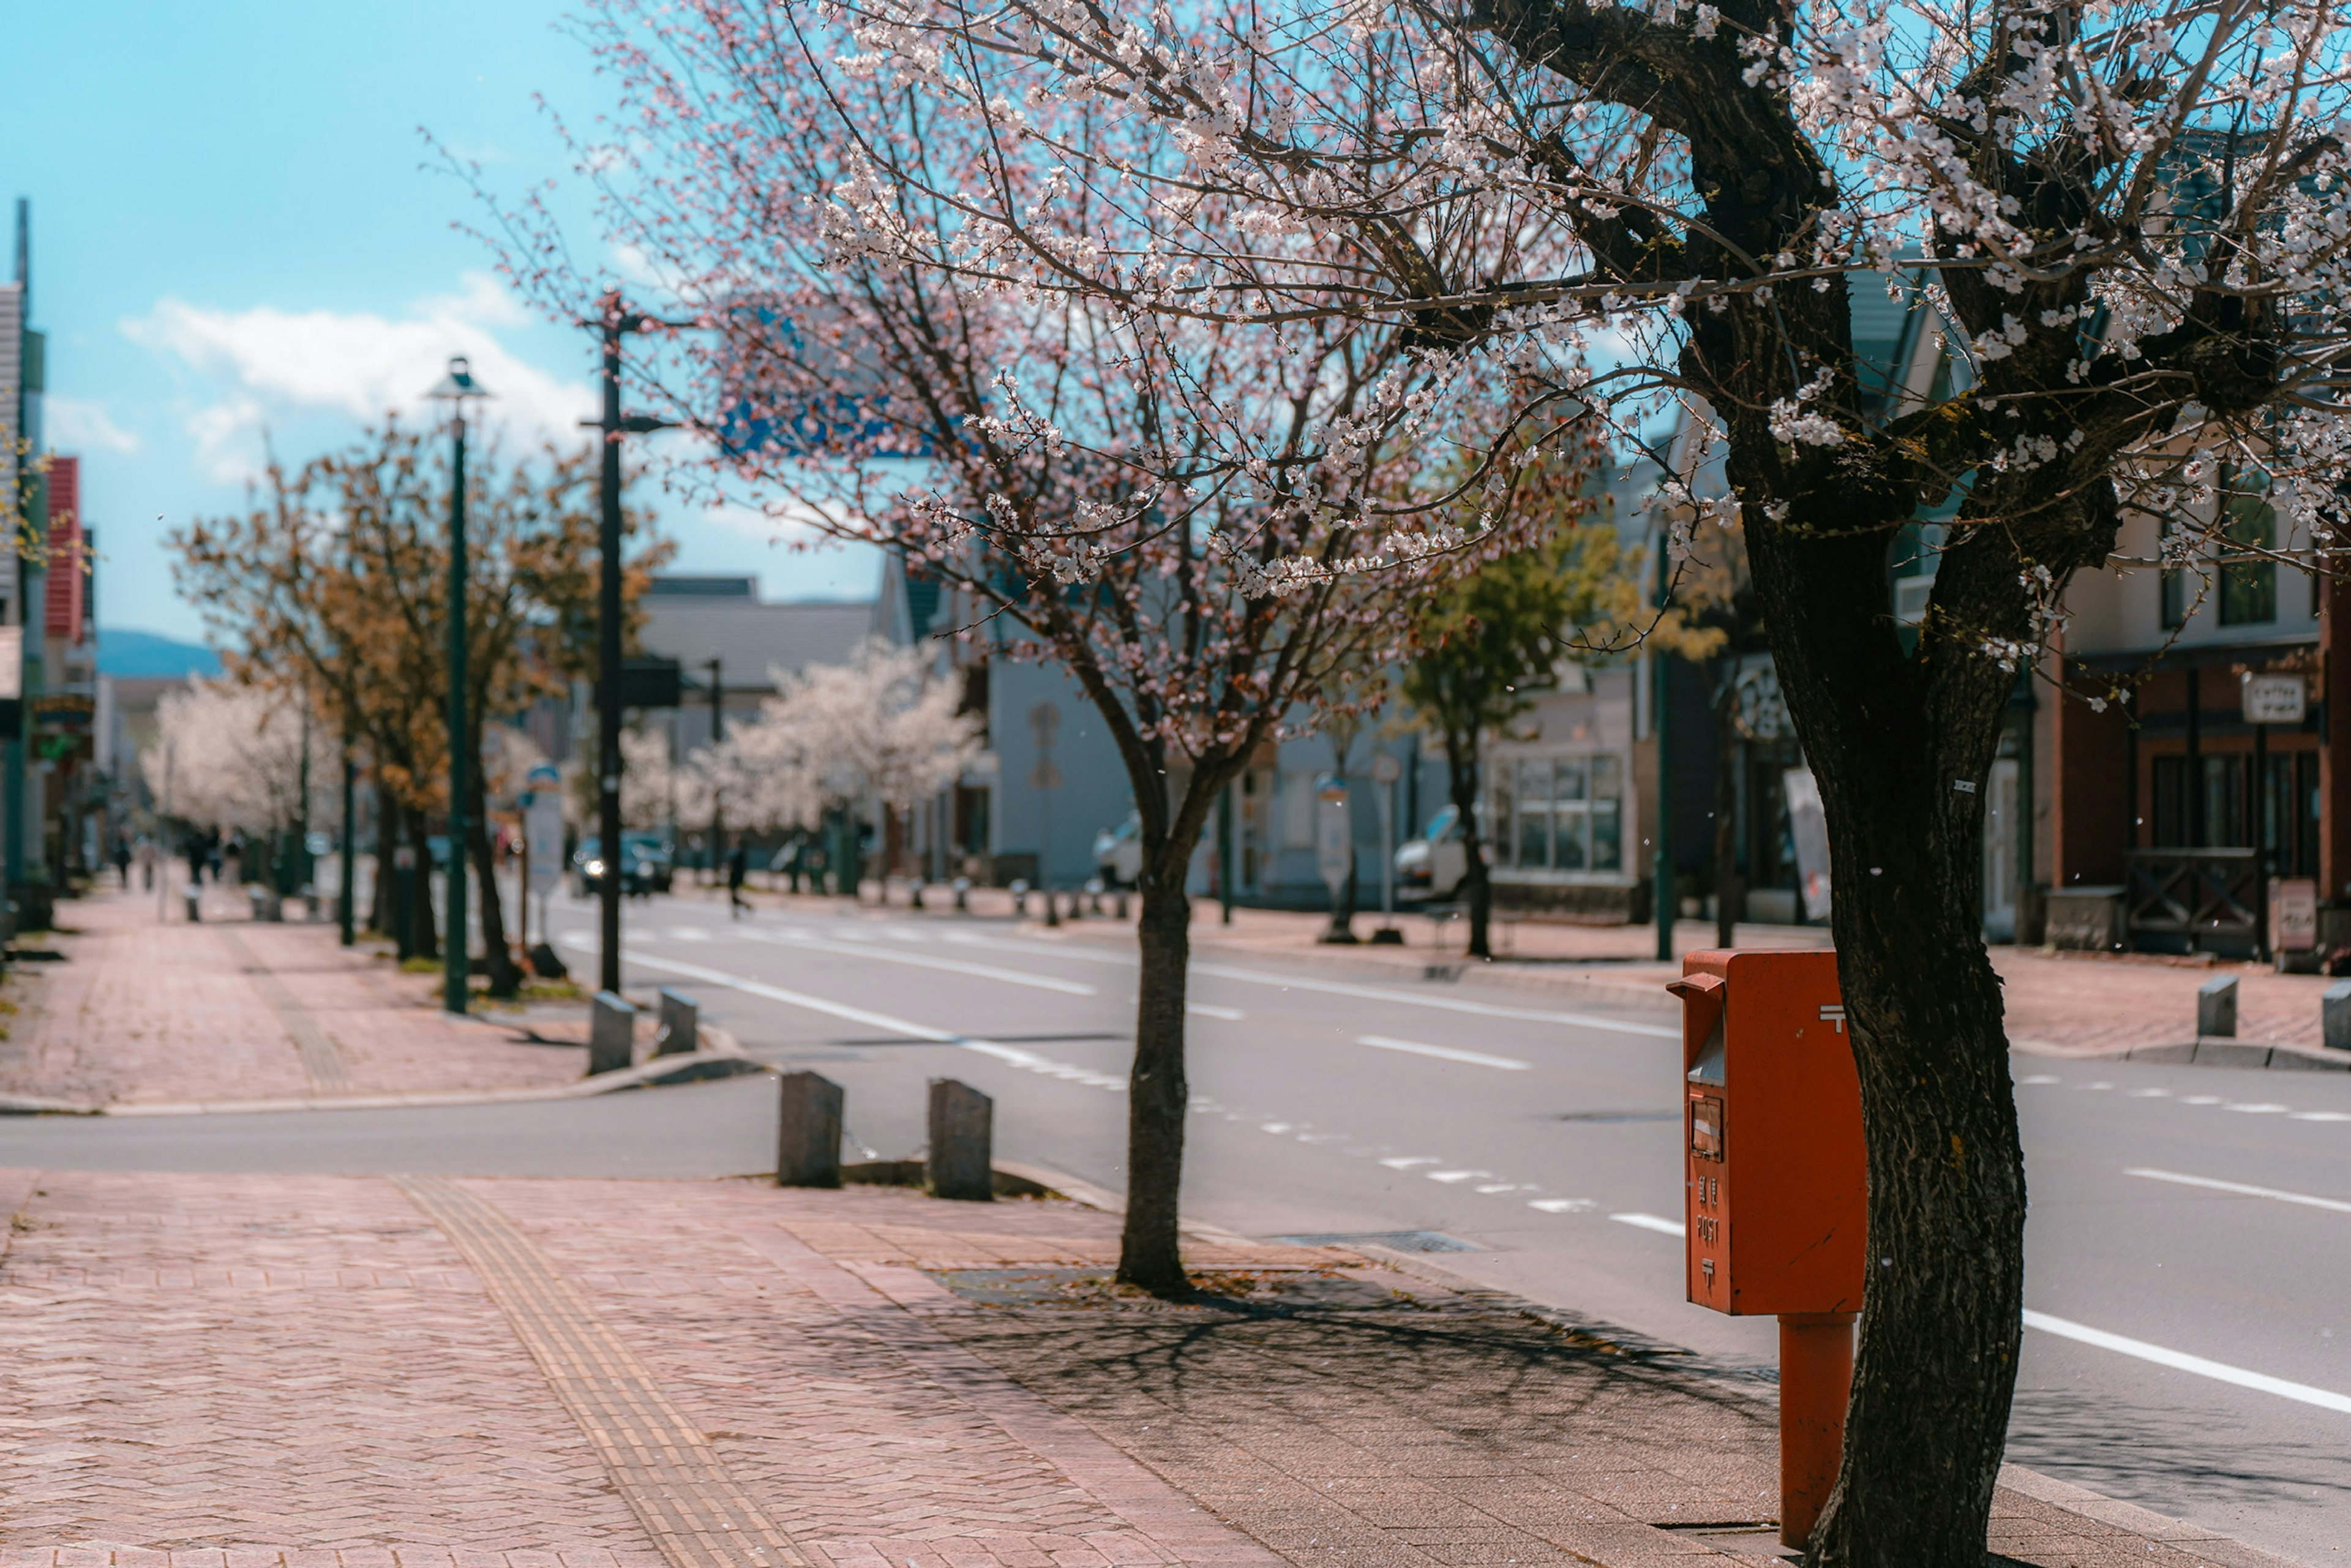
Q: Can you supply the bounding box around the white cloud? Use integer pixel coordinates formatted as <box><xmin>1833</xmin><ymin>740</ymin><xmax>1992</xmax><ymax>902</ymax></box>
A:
<box><xmin>46</xmin><ymin>395</ymin><xmax>141</xmax><ymax>456</ymax></box>
<box><xmin>123</xmin><ymin>270</ymin><xmax>593</xmax><ymax>483</ymax></box>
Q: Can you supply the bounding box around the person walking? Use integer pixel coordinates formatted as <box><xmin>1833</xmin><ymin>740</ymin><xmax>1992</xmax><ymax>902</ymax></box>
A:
<box><xmin>726</xmin><ymin>841</ymin><xmax>751</xmax><ymax>920</ymax></box>
<box><xmin>111</xmin><ymin>831</ymin><xmax>132</xmax><ymax>889</ymax></box>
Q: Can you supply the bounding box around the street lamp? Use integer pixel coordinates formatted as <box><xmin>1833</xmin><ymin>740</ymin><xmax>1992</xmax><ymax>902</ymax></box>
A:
<box><xmin>583</xmin><ymin>293</ymin><xmax>679</xmax><ymax>995</ymax></box>
<box><xmin>428</xmin><ymin>355</ymin><xmax>492</xmax><ymax>1015</ymax></box>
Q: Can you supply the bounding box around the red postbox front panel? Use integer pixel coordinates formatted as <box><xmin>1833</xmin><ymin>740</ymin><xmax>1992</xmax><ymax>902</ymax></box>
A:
<box><xmin>1675</xmin><ymin>949</ymin><xmax>1865</xmax><ymax>1316</ymax></box>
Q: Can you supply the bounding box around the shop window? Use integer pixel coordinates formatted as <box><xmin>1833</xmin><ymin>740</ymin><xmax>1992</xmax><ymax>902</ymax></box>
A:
<box><xmin>2219</xmin><ymin>467</ymin><xmax>2278</xmax><ymax>626</ymax></box>
<box><xmin>1492</xmin><ymin>755</ymin><xmax>1624</xmax><ymax>873</ymax></box>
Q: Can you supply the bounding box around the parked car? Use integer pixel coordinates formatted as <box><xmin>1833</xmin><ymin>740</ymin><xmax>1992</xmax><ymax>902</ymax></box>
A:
<box><xmin>572</xmin><ymin>833</ymin><xmax>674</xmax><ymax>898</ymax></box>
<box><xmin>1092</xmin><ymin>812</ymin><xmax>1144</xmax><ymax>887</ymax></box>
<box><xmin>1394</xmin><ymin>804</ymin><xmax>1470</xmax><ymax>902</ymax></box>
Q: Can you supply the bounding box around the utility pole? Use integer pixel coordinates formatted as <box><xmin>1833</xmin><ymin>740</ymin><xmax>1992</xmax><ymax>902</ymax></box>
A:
<box><xmin>429</xmin><ymin>356</ymin><xmax>490</xmax><ymax>1015</ymax></box>
<box><xmin>707</xmin><ymin>655</ymin><xmax>724</xmax><ymax>882</ymax></box>
<box><xmin>585</xmin><ymin>293</ymin><xmax>677</xmax><ymax>995</ymax></box>
<box><xmin>1652</xmin><ymin>530</ymin><xmax>1675</xmax><ymax>963</ymax></box>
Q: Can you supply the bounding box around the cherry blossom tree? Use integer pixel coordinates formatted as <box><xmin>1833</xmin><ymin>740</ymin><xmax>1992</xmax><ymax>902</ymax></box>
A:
<box><xmin>141</xmin><ymin>680</ymin><xmax>328</xmax><ymax>845</ymax></box>
<box><xmin>481</xmin><ymin>4</ymin><xmax>1589</xmax><ymax>1296</ymax></box>
<box><xmin>501</xmin><ymin>0</ymin><xmax>2351</xmax><ymax>1556</ymax></box>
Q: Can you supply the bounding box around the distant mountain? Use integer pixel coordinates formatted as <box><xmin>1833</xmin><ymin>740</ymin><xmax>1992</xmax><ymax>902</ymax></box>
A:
<box><xmin>97</xmin><ymin>629</ymin><xmax>223</xmax><ymax>679</ymax></box>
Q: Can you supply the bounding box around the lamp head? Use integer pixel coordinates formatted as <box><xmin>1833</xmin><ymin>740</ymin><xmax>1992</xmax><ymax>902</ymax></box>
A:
<box><xmin>426</xmin><ymin>354</ymin><xmax>493</xmax><ymax>403</ymax></box>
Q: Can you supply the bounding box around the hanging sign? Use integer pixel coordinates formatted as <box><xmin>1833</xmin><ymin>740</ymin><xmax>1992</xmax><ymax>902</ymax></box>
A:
<box><xmin>2243</xmin><ymin>673</ymin><xmax>2306</xmax><ymax>725</ymax></box>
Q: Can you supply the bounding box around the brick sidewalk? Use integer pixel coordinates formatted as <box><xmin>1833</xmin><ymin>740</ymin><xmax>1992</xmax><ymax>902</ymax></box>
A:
<box><xmin>0</xmin><ymin>1169</ymin><xmax>2296</xmax><ymax>1568</ymax></box>
<box><xmin>0</xmin><ymin>887</ymin><xmax>586</xmax><ymax>1106</ymax></box>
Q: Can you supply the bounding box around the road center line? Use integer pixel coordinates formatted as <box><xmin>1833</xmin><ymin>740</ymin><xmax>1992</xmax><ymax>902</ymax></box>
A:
<box><xmin>737</xmin><ymin>929</ymin><xmax>1098</xmax><ymax>995</ymax></box>
<box><xmin>931</xmin><ymin>932</ymin><xmax>1681</xmax><ymax>1038</ymax></box>
<box><xmin>2021</xmin><ymin>1310</ymin><xmax>2351</xmax><ymax>1414</ymax></box>
<box><xmin>1355</xmin><ymin>1035</ymin><xmax>1532</xmax><ymax>1071</ymax></box>
<box><xmin>1610</xmin><ymin>1213</ymin><xmax>1687</xmax><ymax>1236</ymax></box>
<box><xmin>2125</xmin><ymin>1166</ymin><xmax>2351</xmax><ymax>1215</ymax></box>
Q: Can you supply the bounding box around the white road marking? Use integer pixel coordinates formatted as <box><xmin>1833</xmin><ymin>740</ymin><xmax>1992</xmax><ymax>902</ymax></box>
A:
<box><xmin>2293</xmin><ymin>1111</ymin><xmax>2351</xmax><ymax>1122</ymax></box>
<box><xmin>1187</xmin><ymin>1002</ymin><xmax>1247</xmax><ymax>1021</ymax></box>
<box><xmin>2019</xmin><ymin>1075</ymin><xmax>2061</xmax><ymax>1086</ymax></box>
<box><xmin>1379</xmin><ymin>1157</ymin><xmax>1441</xmax><ymax>1169</ymax></box>
<box><xmin>2181</xmin><ymin>1095</ymin><xmax>2224</xmax><ymax>1106</ymax></box>
<box><xmin>1529</xmin><ymin>1198</ymin><xmax>1595</xmax><ymax>1214</ymax></box>
<box><xmin>2126</xmin><ymin>1166</ymin><xmax>2351</xmax><ymax>1215</ymax></box>
<box><xmin>2225</xmin><ymin>1103</ymin><xmax>2292</xmax><ymax>1114</ymax></box>
<box><xmin>2022</xmin><ymin>1310</ymin><xmax>2351</xmax><ymax>1415</ymax></box>
<box><xmin>612</xmin><ymin>951</ymin><xmax>1121</xmax><ymax>1089</ymax></box>
<box><xmin>1474</xmin><ymin>1184</ymin><xmax>1521</xmax><ymax>1194</ymax></box>
<box><xmin>1260</xmin><ymin>1122</ymin><xmax>1294</xmax><ymax>1134</ymax></box>
<box><xmin>1611</xmin><ymin>1212</ymin><xmax>1687</xmax><ymax>1236</ymax></box>
<box><xmin>1355</xmin><ymin>1035</ymin><xmax>1532</xmax><ymax>1071</ymax></box>
<box><xmin>1426</xmin><ymin>1171</ymin><xmax>1488</xmax><ymax>1184</ymax></box>
<box><xmin>744</xmin><ymin>928</ymin><xmax>1097</xmax><ymax>995</ymax></box>
<box><xmin>931</xmin><ymin>932</ymin><xmax>1681</xmax><ymax>1037</ymax></box>
<box><xmin>668</xmin><ymin>926</ymin><xmax>714</xmax><ymax>941</ymax></box>
<box><xmin>2128</xmin><ymin>1088</ymin><xmax>2172</xmax><ymax>1098</ymax></box>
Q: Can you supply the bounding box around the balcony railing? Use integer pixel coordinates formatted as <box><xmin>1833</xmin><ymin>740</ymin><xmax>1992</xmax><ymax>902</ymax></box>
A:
<box><xmin>2124</xmin><ymin>848</ymin><xmax>2263</xmax><ymax>954</ymax></box>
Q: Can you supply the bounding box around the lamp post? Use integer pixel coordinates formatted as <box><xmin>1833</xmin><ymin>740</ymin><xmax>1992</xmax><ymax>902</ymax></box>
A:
<box><xmin>584</xmin><ymin>293</ymin><xmax>677</xmax><ymax>996</ymax></box>
<box><xmin>428</xmin><ymin>355</ymin><xmax>491</xmax><ymax>1015</ymax></box>
<box><xmin>1652</xmin><ymin>527</ymin><xmax>1674</xmax><ymax>964</ymax></box>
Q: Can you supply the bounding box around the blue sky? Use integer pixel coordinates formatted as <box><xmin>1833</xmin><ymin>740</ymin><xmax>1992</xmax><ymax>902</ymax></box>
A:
<box><xmin>2</xmin><ymin>1</ymin><xmax>877</xmax><ymax>648</ymax></box>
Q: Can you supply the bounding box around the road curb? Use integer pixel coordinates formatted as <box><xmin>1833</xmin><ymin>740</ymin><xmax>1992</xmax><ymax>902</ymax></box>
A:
<box><xmin>0</xmin><ymin>1031</ymin><xmax>768</xmax><ymax>1119</ymax></box>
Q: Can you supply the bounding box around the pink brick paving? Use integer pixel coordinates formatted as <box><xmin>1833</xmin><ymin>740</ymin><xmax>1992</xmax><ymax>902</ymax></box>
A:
<box><xmin>0</xmin><ymin>1169</ymin><xmax>2297</xmax><ymax>1567</ymax></box>
<box><xmin>0</xmin><ymin>890</ymin><xmax>583</xmax><ymax>1106</ymax></box>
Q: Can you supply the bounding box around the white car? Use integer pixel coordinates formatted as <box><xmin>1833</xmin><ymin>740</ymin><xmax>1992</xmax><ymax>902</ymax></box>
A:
<box><xmin>1394</xmin><ymin>804</ymin><xmax>1470</xmax><ymax>901</ymax></box>
<box><xmin>1092</xmin><ymin>814</ymin><xmax>1144</xmax><ymax>887</ymax></box>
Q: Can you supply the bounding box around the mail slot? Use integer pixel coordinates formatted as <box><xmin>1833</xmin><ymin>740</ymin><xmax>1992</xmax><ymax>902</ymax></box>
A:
<box><xmin>1668</xmin><ymin>948</ymin><xmax>1864</xmax><ymax>1315</ymax></box>
<box><xmin>1667</xmin><ymin>947</ymin><xmax>1867</xmax><ymax>1551</ymax></box>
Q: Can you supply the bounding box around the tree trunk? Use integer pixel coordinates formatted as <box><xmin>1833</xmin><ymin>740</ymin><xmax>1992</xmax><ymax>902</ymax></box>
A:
<box><xmin>1117</xmin><ymin>856</ymin><xmax>1193</xmax><ymax>1296</ymax></box>
<box><xmin>405</xmin><ymin>807</ymin><xmax>440</xmax><ymax>962</ymax></box>
<box><xmin>468</xmin><ymin>782</ymin><xmax>521</xmax><ymax>998</ymax></box>
<box><xmin>1739</xmin><ymin>482</ymin><xmax>2036</xmax><ymax>1566</ymax></box>
<box><xmin>1444</xmin><ymin>726</ymin><xmax>1491</xmax><ymax>959</ymax></box>
<box><xmin>370</xmin><ymin>784</ymin><xmax>396</xmax><ymax>937</ymax></box>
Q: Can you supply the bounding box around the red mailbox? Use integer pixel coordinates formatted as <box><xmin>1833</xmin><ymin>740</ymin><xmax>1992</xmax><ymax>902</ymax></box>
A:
<box><xmin>1668</xmin><ymin>948</ymin><xmax>1865</xmax><ymax>1550</ymax></box>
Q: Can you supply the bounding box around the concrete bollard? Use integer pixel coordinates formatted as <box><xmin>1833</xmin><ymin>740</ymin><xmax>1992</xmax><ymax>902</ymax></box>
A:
<box><xmin>2326</xmin><ymin>982</ymin><xmax>2351</xmax><ymax>1052</ymax></box>
<box><xmin>2197</xmin><ymin>974</ymin><xmax>2238</xmax><ymax>1040</ymax></box>
<box><xmin>589</xmin><ymin>991</ymin><xmax>637</xmax><ymax>1076</ymax></box>
<box><xmin>926</xmin><ymin>1078</ymin><xmax>994</xmax><ymax>1201</ymax></box>
<box><xmin>776</xmin><ymin>1071</ymin><xmax>845</xmax><ymax>1187</ymax></box>
<box><xmin>654</xmin><ymin>988</ymin><xmax>699</xmax><ymax>1057</ymax></box>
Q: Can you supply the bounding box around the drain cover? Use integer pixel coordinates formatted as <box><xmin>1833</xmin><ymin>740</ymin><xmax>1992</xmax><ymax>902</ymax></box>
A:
<box><xmin>1274</xmin><ymin>1229</ymin><xmax>1482</xmax><ymax>1253</ymax></box>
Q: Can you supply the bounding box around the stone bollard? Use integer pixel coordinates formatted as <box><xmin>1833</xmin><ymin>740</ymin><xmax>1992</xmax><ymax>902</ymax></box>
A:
<box><xmin>654</xmin><ymin>988</ymin><xmax>699</xmax><ymax>1056</ymax></box>
<box><xmin>776</xmin><ymin>1071</ymin><xmax>845</xmax><ymax>1187</ymax></box>
<box><xmin>589</xmin><ymin>991</ymin><xmax>637</xmax><ymax>1076</ymax></box>
<box><xmin>2326</xmin><ymin>982</ymin><xmax>2351</xmax><ymax>1052</ymax></box>
<box><xmin>2196</xmin><ymin>974</ymin><xmax>2238</xmax><ymax>1040</ymax></box>
<box><xmin>183</xmin><ymin>884</ymin><xmax>203</xmax><ymax>923</ymax></box>
<box><xmin>926</xmin><ymin>1078</ymin><xmax>994</xmax><ymax>1201</ymax></box>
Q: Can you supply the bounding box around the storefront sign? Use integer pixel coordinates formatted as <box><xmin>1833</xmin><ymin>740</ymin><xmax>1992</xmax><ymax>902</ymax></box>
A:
<box><xmin>2243</xmin><ymin>673</ymin><xmax>2306</xmax><ymax>724</ymax></box>
<box><xmin>2273</xmin><ymin>877</ymin><xmax>2319</xmax><ymax>952</ymax></box>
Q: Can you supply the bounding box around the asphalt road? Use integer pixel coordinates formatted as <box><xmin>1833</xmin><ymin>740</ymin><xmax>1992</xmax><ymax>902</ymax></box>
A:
<box><xmin>5</xmin><ymin>888</ymin><xmax>2345</xmax><ymax>1562</ymax></box>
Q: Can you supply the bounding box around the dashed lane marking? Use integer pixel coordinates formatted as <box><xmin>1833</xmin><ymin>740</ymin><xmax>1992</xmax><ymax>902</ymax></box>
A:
<box><xmin>737</xmin><ymin>928</ymin><xmax>1098</xmax><ymax>995</ymax></box>
<box><xmin>1355</xmin><ymin>1034</ymin><xmax>1532</xmax><ymax>1071</ymax></box>
<box><xmin>1610</xmin><ymin>1212</ymin><xmax>1687</xmax><ymax>1237</ymax></box>
<box><xmin>397</xmin><ymin>1176</ymin><xmax>808</xmax><ymax>1568</ymax></box>
<box><xmin>2022</xmin><ymin>1310</ymin><xmax>2351</xmax><ymax>1415</ymax></box>
<box><xmin>2126</xmin><ymin>1166</ymin><xmax>2351</xmax><ymax>1215</ymax></box>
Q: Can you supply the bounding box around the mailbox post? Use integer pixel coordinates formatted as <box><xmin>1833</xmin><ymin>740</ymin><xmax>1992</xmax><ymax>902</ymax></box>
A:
<box><xmin>1667</xmin><ymin>948</ymin><xmax>1865</xmax><ymax>1551</ymax></box>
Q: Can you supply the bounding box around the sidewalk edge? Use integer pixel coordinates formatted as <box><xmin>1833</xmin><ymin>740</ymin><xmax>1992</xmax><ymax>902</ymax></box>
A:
<box><xmin>1996</xmin><ymin>1465</ymin><xmax>2311</xmax><ymax>1568</ymax></box>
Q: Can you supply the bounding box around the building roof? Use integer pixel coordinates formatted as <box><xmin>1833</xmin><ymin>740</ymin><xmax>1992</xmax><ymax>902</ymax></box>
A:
<box><xmin>638</xmin><ymin>596</ymin><xmax>876</xmax><ymax>689</ymax></box>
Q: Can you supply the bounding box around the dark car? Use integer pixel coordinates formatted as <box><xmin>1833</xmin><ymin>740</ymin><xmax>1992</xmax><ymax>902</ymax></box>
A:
<box><xmin>572</xmin><ymin>833</ymin><xmax>674</xmax><ymax>898</ymax></box>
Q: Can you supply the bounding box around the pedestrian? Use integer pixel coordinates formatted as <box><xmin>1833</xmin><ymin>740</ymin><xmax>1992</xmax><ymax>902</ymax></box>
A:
<box><xmin>111</xmin><ymin>831</ymin><xmax>132</xmax><ymax>888</ymax></box>
<box><xmin>726</xmin><ymin>841</ymin><xmax>750</xmax><ymax>920</ymax></box>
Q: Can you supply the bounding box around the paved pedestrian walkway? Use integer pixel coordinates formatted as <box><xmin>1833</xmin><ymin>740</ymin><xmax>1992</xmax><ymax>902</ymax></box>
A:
<box><xmin>0</xmin><ymin>888</ymin><xmax>585</xmax><ymax>1108</ymax></box>
<box><xmin>0</xmin><ymin>1170</ymin><xmax>2298</xmax><ymax>1568</ymax></box>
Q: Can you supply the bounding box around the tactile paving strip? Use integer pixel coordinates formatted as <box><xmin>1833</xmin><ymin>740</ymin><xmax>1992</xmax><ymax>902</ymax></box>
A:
<box><xmin>397</xmin><ymin>1176</ymin><xmax>808</xmax><ymax>1568</ymax></box>
<box><xmin>216</xmin><ymin>927</ymin><xmax>353</xmax><ymax>1092</ymax></box>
